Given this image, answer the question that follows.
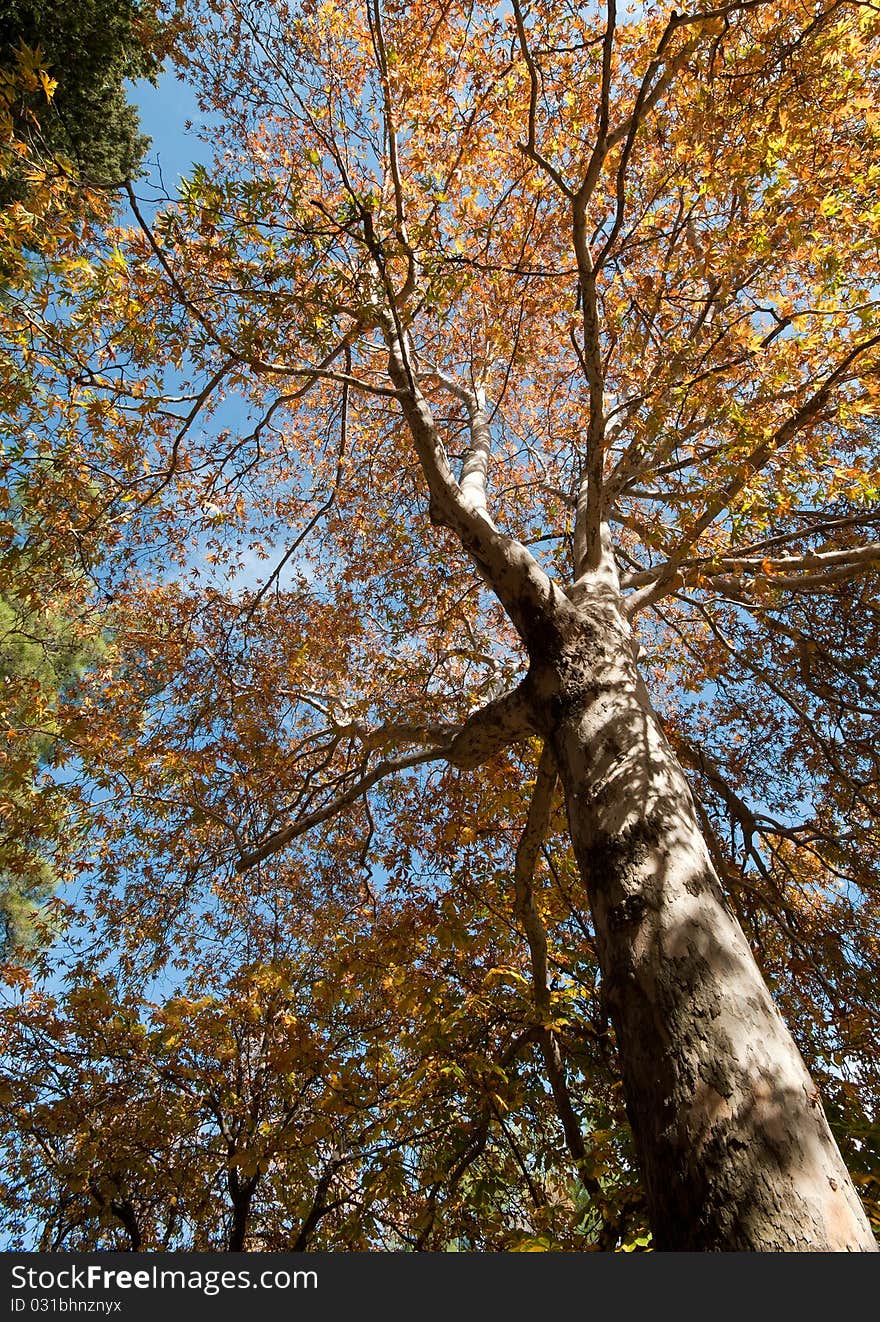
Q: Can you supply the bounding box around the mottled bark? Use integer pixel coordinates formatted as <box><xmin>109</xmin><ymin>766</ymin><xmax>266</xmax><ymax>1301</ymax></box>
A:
<box><xmin>524</xmin><ymin>583</ymin><xmax>876</xmax><ymax>1251</ymax></box>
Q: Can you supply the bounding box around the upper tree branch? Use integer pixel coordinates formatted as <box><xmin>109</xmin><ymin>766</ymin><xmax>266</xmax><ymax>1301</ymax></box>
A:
<box><xmin>425</xmin><ymin>364</ymin><xmax>496</xmax><ymax>523</ymax></box>
<box><xmin>570</xmin><ymin>201</ymin><xmax>607</xmax><ymax>577</ymax></box>
<box><xmin>622</xmin><ymin>541</ymin><xmax>880</xmax><ymax>595</ymax></box>
<box><xmin>366</xmin><ymin>0</ymin><xmax>418</xmax><ymax>305</ymax></box>
<box><xmin>511</xmin><ymin>0</ymin><xmax>574</xmax><ymax>197</ymax></box>
<box><xmin>236</xmin><ymin>686</ymin><xmax>535</xmax><ymax>871</ymax></box>
<box><xmin>459</xmin><ymin>384</ymin><xmax>496</xmax><ymax>524</ymax></box>
<box><xmin>624</xmin><ymin>331</ymin><xmax>880</xmax><ymax>614</ymax></box>
<box><xmin>383</xmin><ymin>329</ymin><xmax>569</xmax><ymax>646</ymax></box>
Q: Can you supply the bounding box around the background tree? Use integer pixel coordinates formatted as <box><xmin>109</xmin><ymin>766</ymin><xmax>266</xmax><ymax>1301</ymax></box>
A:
<box><xmin>0</xmin><ymin>0</ymin><xmax>161</xmax><ymax>206</ymax></box>
<box><xmin>0</xmin><ymin>2</ymin><xmax>163</xmax><ymax>954</ymax></box>
<box><xmin>0</xmin><ymin>0</ymin><xmax>879</xmax><ymax>1250</ymax></box>
<box><xmin>0</xmin><ymin>859</ymin><xmax>645</xmax><ymax>1250</ymax></box>
<box><xmin>0</xmin><ymin>578</ymin><xmax>105</xmax><ymax>952</ymax></box>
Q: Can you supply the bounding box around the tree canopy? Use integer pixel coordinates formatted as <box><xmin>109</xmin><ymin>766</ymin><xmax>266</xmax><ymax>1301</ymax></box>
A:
<box><xmin>0</xmin><ymin>0</ymin><xmax>878</xmax><ymax>1250</ymax></box>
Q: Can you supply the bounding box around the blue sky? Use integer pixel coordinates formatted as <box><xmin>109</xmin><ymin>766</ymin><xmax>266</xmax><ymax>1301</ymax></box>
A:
<box><xmin>126</xmin><ymin>70</ymin><xmax>307</xmax><ymax>596</ymax></box>
<box><xmin>130</xmin><ymin>71</ymin><xmax>207</xmax><ymax>196</ymax></box>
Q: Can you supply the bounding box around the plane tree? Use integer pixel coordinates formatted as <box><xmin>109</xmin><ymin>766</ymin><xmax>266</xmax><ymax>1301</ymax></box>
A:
<box><xmin>2</xmin><ymin>0</ymin><xmax>879</xmax><ymax>1249</ymax></box>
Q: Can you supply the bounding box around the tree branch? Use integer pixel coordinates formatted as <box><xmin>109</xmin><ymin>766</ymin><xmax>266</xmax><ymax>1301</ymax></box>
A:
<box><xmin>622</xmin><ymin>541</ymin><xmax>880</xmax><ymax>594</ymax></box>
<box><xmin>236</xmin><ymin>687</ymin><xmax>535</xmax><ymax>870</ymax></box>
<box><xmin>624</xmin><ymin>331</ymin><xmax>880</xmax><ymax>614</ymax></box>
<box><xmin>511</xmin><ymin>742</ymin><xmax>618</xmax><ymax>1246</ymax></box>
<box><xmin>511</xmin><ymin>0</ymin><xmax>574</xmax><ymax>197</ymax></box>
<box><xmin>383</xmin><ymin>329</ymin><xmax>569</xmax><ymax>645</ymax></box>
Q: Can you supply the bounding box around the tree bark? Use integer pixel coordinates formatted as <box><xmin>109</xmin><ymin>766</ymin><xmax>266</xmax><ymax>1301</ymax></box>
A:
<box><xmin>525</xmin><ymin>582</ymin><xmax>877</xmax><ymax>1251</ymax></box>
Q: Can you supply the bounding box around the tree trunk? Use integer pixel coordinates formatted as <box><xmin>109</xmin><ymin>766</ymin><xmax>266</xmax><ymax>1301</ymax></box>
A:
<box><xmin>226</xmin><ymin>1167</ymin><xmax>256</xmax><ymax>1252</ymax></box>
<box><xmin>526</xmin><ymin>584</ymin><xmax>877</xmax><ymax>1251</ymax></box>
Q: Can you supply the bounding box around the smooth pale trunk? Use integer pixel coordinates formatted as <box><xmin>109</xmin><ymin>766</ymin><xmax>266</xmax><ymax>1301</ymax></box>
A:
<box><xmin>528</xmin><ymin>588</ymin><xmax>876</xmax><ymax>1251</ymax></box>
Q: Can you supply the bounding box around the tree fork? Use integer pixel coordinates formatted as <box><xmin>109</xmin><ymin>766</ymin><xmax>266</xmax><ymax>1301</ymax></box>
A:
<box><xmin>523</xmin><ymin>587</ymin><xmax>877</xmax><ymax>1251</ymax></box>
